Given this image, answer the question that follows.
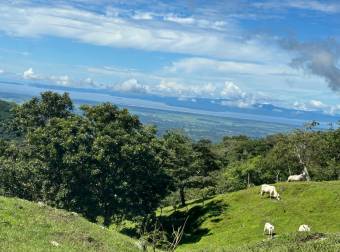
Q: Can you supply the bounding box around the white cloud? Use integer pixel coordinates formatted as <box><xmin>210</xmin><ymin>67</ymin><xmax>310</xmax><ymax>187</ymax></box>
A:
<box><xmin>132</xmin><ymin>12</ymin><xmax>154</xmax><ymax>20</ymax></box>
<box><xmin>155</xmin><ymin>80</ymin><xmax>218</xmax><ymax>97</ymax></box>
<box><xmin>164</xmin><ymin>14</ymin><xmax>195</xmax><ymax>25</ymax></box>
<box><xmin>221</xmin><ymin>81</ymin><xmax>246</xmax><ymax>99</ymax></box>
<box><xmin>220</xmin><ymin>100</ymin><xmax>254</xmax><ymax>108</ymax></box>
<box><xmin>254</xmin><ymin>0</ymin><xmax>340</xmax><ymax>13</ymax></box>
<box><xmin>293</xmin><ymin>99</ymin><xmax>340</xmax><ymax>115</ymax></box>
<box><xmin>166</xmin><ymin>57</ymin><xmax>295</xmax><ymax>76</ymax></box>
<box><xmin>23</xmin><ymin>68</ymin><xmax>38</xmax><ymax>79</ymax></box>
<box><xmin>113</xmin><ymin>78</ymin><xmax>149</xmax><ymax>93</ymax></box>
<box><xmin>50</xmin><ymin>75</ymin><xmax>70</xmax><ymax>86</ymax></box>
<box><xmin>163</xmin><ymin>13</ymin><xmax>227</xmax><ymax>30</ymax></box>
<box><xmin>0</xmin><ymin>69</ymin><xmax>4</xmax><ymax>74</ymax></box>
<box><xmin>0</xmin><ymin>3</ymin><xmax>285</xmax><ymax>63</ymax></box>
<box><xmin>309</xmin><ymin>100</ymin><xmax>327</xmax><ymax>109</ymax></box>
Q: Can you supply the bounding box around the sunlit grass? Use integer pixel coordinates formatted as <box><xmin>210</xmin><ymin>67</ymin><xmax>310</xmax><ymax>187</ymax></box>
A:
<box><xmin>0</xmin><ymin>197</ymin><xmax>139</xmax><ymax>252</ymax></box>
<box><xmin>160</xmin><ymin>181</ymin><xmax>340</xmax><ymax>251</ymax></box>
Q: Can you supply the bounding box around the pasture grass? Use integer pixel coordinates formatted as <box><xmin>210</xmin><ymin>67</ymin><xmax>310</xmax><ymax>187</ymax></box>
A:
<box><xmin>159</xmin><ymin>181</ymin><xmax>340</xmax><ymax>251</ymax></box>
<box><xmin>0</xmin><ymin>196</ymin><xmax>139</xmax><ymax>252</ymax></box>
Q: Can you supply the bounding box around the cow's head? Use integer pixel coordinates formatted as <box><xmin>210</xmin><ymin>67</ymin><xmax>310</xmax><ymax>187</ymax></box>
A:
<box><xmin>276</xmin><ymin>193</ymin><xmax>281</xmax><ymax>200</ymax></box>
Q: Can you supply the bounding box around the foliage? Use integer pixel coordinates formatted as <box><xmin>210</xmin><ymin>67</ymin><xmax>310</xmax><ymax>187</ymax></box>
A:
<box><xmin>9</xmin><ymin>91</ymin><xmax>73</xmax><ymax>135</ymax></box>
<box><xmin>0</xmin><ymin>93</ymin><xmax>172</xmax><ymax>226</ymax></box>
<box><xmin>163</xmin><ymin>133</ymin><xmax>221</xmax><ymax>206</ymax></box>
<box><xmin>162</xmin><ymin>131</ymin><xmax>196</xmax><ymax>206</ymax></box>
<box><xmin>0</xmin><ymin>92</ymin><xmax>339</xmax><ymax>235</ymax></box>
<box><xmin>81</xmin><ymin>103</ymin><xmax>172</xmax><ymax>225</ymax></box>
<box><xmin>0</xmin><ymin>100</ymin><xmax>15</xmax><ymax>139</ymax></box>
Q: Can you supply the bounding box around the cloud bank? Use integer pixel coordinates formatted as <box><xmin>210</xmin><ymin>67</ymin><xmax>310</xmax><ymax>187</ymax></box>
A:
<box><xmin>282</xmin><ymin>39</ymin><xmax>340</xmax><ymax>92</ymax></box>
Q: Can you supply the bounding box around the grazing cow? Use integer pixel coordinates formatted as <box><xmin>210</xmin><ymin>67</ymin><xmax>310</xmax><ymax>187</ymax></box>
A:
<box><xmin>287</xmin><ymin>171</ymin><xmax>307</xmax><ymax>182</ymax></box>
<box><xmin>260</xmin><ymin>184</ymin><xmax>281</xmax><ymax>200</ymax></box>
<box><xmin>50</xmin><ymin>241</ymin><xmax>60</xmax><ymax>247</ymax></box>
<box><xmin>264</xmin><ymin>222</ymin><xmax>275</xmax><ymax>238</ymax></box>
<box><xmin>298</xmin><ymin>224</ymin><xmax>311</xmax><ymax>232</ymax></box>
<box><xmin>37</xmin><ymin>201</ymin><xmax>45</xmax><ymax>207</ymax></box>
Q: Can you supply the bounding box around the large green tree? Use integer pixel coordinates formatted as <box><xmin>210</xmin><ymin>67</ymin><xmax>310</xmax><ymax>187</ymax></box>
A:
<box><xmin>2</xmin><ymin>92</ymin><xmax>172</xmax><ymax>226</ymax></box>
<box><xmin>9</xmin><ymin>91</ymin><xmax>73</xmax><ymax>135</ymax></box>
<box><xmin>163</xmin><ymin>131</ymin><xmax>196</xmax><ymax>206</ymax></box>
<box><xmin>189</xmin><ymin>139</ymin><xmax>221</xmax><ymax>200</ymax></box>
<box><xmin>81</xmin><ymin>103</ymin><xmax>172</xmax><ymax>225</ymax></box>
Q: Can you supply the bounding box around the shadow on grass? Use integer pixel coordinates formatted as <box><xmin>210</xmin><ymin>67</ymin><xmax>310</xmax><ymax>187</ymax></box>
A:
<box><xmin>158</xmin><ymin>200</ymin><xmax>228</xmax><ymax>244</ymax></box>
<box><xmin>120</xmin><ymin>199</ymin><xmax>228</xmax><ymax>245</ymax></box>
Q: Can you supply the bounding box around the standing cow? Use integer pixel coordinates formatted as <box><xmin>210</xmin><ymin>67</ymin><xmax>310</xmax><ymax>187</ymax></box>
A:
<box><xmin>287</xmin><ymin>171</ymin><xmax>307</xmax><ymax>182</ymax></box>
<box><xmin>260</xmin><ymin>184</ymin><xmax>281</xmax><ymax>200</ymax></box>
<box><xmin>264</xmin><ymin>222</ymin><xmax>275</xmax><ymax>238</ymax></box>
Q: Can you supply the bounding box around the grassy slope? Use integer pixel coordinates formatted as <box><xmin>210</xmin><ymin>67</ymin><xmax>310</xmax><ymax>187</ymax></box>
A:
<box><xmin>0</xmin><ymin>196</ymin><xmax>139</xmax><ymax>252</ymax></box>
<box><xmin>160</xmin><ymin>181</ymin><xmax>340</xmax><ymax>251</ymax></box>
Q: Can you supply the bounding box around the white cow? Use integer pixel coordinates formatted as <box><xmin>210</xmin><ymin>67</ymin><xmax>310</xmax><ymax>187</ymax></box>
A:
<box><xmin>298</xmin><ymin>224</ymin><xmax>311</xmax><ymax>232</ymax></box>
<box><xmin>287</xmin><ymin>171</ymin><xmax>307</xmax><ymax>182</ymax></box>
<box><xmin>37</xmin><ymin>201</ymin><xmax>45</xmax><ymax>207</ymax></box>
<box><xmin>264</xmin><ymin>222</ymin><xmax>275</xmax><ymax>238</ymax></box>
<box><xmin>260</xmin><ymin>184</ymin><xmax>281</xmax><ymax>200</ymax></box>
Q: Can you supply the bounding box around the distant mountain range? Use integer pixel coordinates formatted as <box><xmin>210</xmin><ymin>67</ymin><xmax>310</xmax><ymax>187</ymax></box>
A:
<box><xmin>0</xmin><ymin>79</ymin><xmax>338</xmax><ymax>141</ymax></box>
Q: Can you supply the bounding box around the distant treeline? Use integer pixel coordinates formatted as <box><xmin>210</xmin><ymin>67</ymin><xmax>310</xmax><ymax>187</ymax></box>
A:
<box><xmin>0</xmin><ymin>99</ymin><xmax>15</xmax><ymax>139</ymax></box>
<box><xmin>0</xmin><ymin>92</ymin><xmax>339</xmax><ymax>226</ymax></box>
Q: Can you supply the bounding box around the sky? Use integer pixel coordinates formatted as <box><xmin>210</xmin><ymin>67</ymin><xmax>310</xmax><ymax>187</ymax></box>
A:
<box><xmin>0</xmin><ymin>0</ymin><xmax>340</xmax><ymax>116</ymax></box>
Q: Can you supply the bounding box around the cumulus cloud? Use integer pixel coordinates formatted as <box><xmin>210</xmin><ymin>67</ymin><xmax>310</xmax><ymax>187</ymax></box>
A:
<box><xmin>50</xmin><ymin>75</ymin><xmax>70</xmax><ymax>86</ymax></box>
<box><xmin>220</xmin><ymin>99</ymin><xmax>254</xmax><ymax>108</ymax></box>
<box><xmin>113</xmin><ymin>78</ymin><xmax>149</xmax><ymax>93</ymax></box>
<box><xmin>23</xmin><ymin>68</ymin><xmax>38</xmax><ymax>79</ymax></box>
<box><xmin>293</xmin><ymin>99</ymin><xmax>340</xmax><ymax>115</ymax></box>
<box><xmin>282</xmin><ymin>39</ymin><xmax>340</xmax><ymax>92</ymax></box>
<box><xmin>221</xmin><ymin>81</ymin><xmax>246</xmax><ymax>99</ymax></box>
<box><xmin>154</xmin><ymin>80</ymin><xmax>218</xmax><ymax>97</ymax></box>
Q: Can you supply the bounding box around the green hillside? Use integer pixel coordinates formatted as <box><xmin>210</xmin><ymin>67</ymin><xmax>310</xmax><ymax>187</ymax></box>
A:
<box><xmin>159</xmin><ymin>181</ymin><xmax>340</xmax><ymax>251</ymax></box>
<box><xmin>0</xmin><ymin>196</ymin><xmax>140</xmax><ymax>252</ymax></box>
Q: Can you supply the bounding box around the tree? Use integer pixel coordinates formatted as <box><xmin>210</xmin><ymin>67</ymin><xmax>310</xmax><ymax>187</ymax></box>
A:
<box><xmin>9</xmin><ymin>91</ymin><xmax>73</xmax><ymax>135</ymax></box>
<box><xmin>3</xmin><ymin>94</ymin><xmax>172</xmax><ymax>226</ymax></box>
<box><xmin>27</xmin><ymin>116</ymin><xmax>99</xmax><ymax>220</ymax></box>
<box><xmin>81</xmin><ymin>103</ymin><xmax>172</xmax><ymax>225</ymax></box>
<box><xmin>163</xmin><ymin>131</ymin><xmax>195</xmax><ymax>207</ymax></box>
<box><xmin>190</xmin><ymin>139</ymin><xmax>221</xmax><ymax>202</ymax></box>
<box><xmin>288</xmin><ymin>121</ymin><xmax>320</xmax><ymax>181</ymax></box>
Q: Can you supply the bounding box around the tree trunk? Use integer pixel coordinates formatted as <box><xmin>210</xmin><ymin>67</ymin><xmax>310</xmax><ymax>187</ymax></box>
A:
<box><xmin>294</xmin><ymin>145</ymin><xmax>311</xmax><ymax>181</ymax></box>
<box><xmin>303</xmin><ymin>166</ymin><xmax>311</xmax><ymax>181</ymax></box>
<box><xmin>247</xmin><ymin>173</ymin><xmax>250</xmax><ymax>188</ymax></box>
<box><xmin>179</xmin><ymin>187</ymin><xmax>186</xmax><ymax>207</ymax></box>
<box><xmin>276</xmin><ymin>170</ymin><xmax>280</xmax><ymax>183</ymax></box>
<box><xmin>103</xmin><ymin>205</ymin><xmax>112</xmax><ymax>227</ymax></box>
<box><xmin>103</xmin><ymin>214</ymin><xmax>111</xmax><ymax>227</ymax></box>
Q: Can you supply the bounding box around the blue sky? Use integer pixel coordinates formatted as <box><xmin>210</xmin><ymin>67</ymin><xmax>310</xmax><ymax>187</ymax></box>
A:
<box><xmin>0</xmin><ymin>0</ymin><xmax>340</xmax><ymax>115</ymax></box>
